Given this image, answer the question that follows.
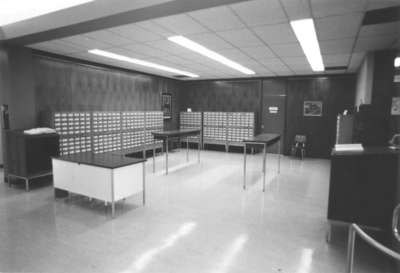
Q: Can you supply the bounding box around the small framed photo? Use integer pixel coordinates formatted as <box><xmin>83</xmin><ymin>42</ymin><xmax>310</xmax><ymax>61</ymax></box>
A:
<box><xmin>304</xmin><ymin>101</ymin><xmax>323</xmax><ymax>117</ymax></box>
<box><xmin>161</xmin><ymin>93</ymin><xmax>172</xmax><ymax>119</ymax></box>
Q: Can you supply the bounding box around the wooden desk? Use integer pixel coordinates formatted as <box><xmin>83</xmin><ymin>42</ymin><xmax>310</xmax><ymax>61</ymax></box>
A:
<box><xmin>242</xmin><ymin>134</ymin><xmax>281</xmax><ymax>192</ymax></box>
<box><xmin>328</xmin><ymin>146</ymin><xmax>400</xmax><ymax>236</ymax></box>
<box><xmin>52</xmin><ymin>152</ymin><xmax>146</xmax><ymax>218</ymax></box>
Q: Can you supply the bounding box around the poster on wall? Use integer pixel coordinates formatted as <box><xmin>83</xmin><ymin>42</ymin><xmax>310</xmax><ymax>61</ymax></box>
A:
<box><xmin>303</xmin><ymin>101</ymin><xmax>323</xmax><ymax>117</ymax></box>
<box><xmin>161</xmin><ymin>93</ymin><xmax>172</xmax><ymax>119</ymax></box>
<box><xmin>391</xmin><ymin>97</ymin><xmax>400</xmax><ymax>115</ymax></box>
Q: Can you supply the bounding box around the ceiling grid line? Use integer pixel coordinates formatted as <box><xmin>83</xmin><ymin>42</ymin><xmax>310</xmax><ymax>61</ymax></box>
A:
<box><xmin>228</xmin><ymin>2</ymin><xmax>295</xmax><ymax>75</ymax></box>
<box><xmin>186</xmin><ymin>11</ymin><xmax>277</xmax><ymax>76</ymax></box>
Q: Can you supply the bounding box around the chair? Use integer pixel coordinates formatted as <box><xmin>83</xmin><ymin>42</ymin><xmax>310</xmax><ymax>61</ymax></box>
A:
<box><xmin>291</xmin><ymin>135</ymin><xmax>307</xmax><ymax>159</ymax></box>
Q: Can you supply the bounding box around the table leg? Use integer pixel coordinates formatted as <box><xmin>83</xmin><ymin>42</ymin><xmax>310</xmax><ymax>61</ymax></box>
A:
<box><xmin>165</xmin><ymin>138</ymin><xmax>169</xmax><ymax>175</ymax></box>
<box><xmin>142</xmin><ymin>162</ymin><xmax>146</xmax><ymax>205</ymax></box>
<box><xmin>111</xmin><ymin>170</ymin><xmax>115</xmax><ymax>218</ymax></box>
<box><xmin>197</xmin><ymin>136</ymin><xmax>200</xmax><ymax>163</ymax></box>
<box><xmin>25</xmin><ymin>178</ymin><xmax>29</xmax><ymax>192</ymax></box>
<box><xmin>263</xmin><ymin>143</ymin><xmax>267</xmax><ymax>192</ymax></box>
<box><xmin>278</xmin><ymin>140</ymin><xmax>281</xmax><ymax>174</ymax></box>
<box><xmin>153</xmin><ymin>142</ymin><xmax>156</xmax><ymax>173</ymax></box>
<box><xmin>7</xmin><ymin>175</ymin><xmax>11</xmax><ymax>187</ymax></box>
<box><xmin>243</xmin><ymin>143</ymin><xmax>247</xmax><ymax>190</ymax></box>
<box><xmin>186</xmin><ymin>137</ymin><xmax>189</xmax><ymax>162</ymax></box>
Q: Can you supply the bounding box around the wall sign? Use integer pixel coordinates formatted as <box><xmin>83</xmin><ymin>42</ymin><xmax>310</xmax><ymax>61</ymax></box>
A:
<box><xmin>161</xmin><ymin>93</ymin><xmax>172</xmax><ymax>119</ymax></box>
<box><xmin>303</xmin><ymin>101</ymin><xmax>323</xmax><ymax>117</ymax></box>
<box><xmin>268</xmin><ymin>106</ymin><xmax>279</xmax><ymax>114</ymax></box>
<box><xmin>391</xmin><ymin>97</ymin><xmax>400</xmax><ymax>115</ymax></box>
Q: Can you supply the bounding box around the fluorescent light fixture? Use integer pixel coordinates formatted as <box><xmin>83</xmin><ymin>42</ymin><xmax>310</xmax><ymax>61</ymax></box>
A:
<box><xmin>0</xmin><ymin>0</ymin><xmax>95</xmax><ymax>26</ymax></box>
<box><xmin>395</xmin><ymin>57</ymin><xmax>400</xmax><ymax>68</ymax></box>
<box><xmin>89</xmin><ymin>49</ymin><xmax>199</xmax><ymax>78</ymax></box>
<box><xmin>290</xmin><ymin>18</ymin><xmax>324</xmax><ymax>72</ymax></box>
<box><xmin>168</xmin><ymin>36</ymin><xmax>255</xmax><ymax>75</ymax></box>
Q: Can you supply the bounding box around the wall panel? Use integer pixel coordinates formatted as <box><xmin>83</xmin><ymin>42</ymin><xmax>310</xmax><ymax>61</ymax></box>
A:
<box><xmin>34</xmin><ymin>56</ymin><xmax>181</xmax><ymax>129</ymax></box>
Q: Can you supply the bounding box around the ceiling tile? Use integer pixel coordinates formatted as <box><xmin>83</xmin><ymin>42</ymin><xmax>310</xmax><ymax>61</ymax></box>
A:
<box><xmin>241</xmin><ymin>45</ymin><xmax>275</xmax><ymax>59</ymax></box>
<box><xmin>108</xmin><ymin>24</ymin><xmax>163</xmax><ymax>42</ymax></box>
<box><xmin>323</xmin><ymin>54</ymin><xmax>351</xmax><ymax>66</ymax></box>
<box><xmin>354</xmin><ymin>34</ymin><xmax>398</xmax><ymax>51</ymax></box>
<box><xmin>122</xmin><ymin>43</ymin><xmax>170</xmax><ymax>58</ymax></box>
<box><xmin>136</xmin><ymin>20</ymin><xmax>175</xmax><ymax>37</ymax></box>
<box><xmin>311</xmin><ymin>0</ymin><xmax>367</xmax><ymax>18</ymax></box>
<box><xmin>83</xmin><ymin>30</ymin><xmax>132</xmax><ymax>46</ymax></box>
<box><xmin>217</xmin><ymin>28</ymin><xmax>263</xmax><ymax>47</ymax></box>
<box><xmin>253</xmin><ymin>23</ymin><xmax>298</xmax><ymax>45</ymax></box>
<box><xmin>62</xmin><ymin>35</ymin><xmax>112</xmax><ymax>50</ymax></box>
<box><xmin>319</xmin><ymin>38</ymin><xmax>355</xmax><ymax>54</ymax></box>
<box><xmin>230</xmin><ymin>0</ymin><xmax>287</xmax><ymax>27</ymax></box>
<box><xmin>217</xmin><ymin>48</ymin><xmax>258</xmax><ymax>63</ymax></box>
<box><xmin>269</xmin><ymin>43</ymin><xmax>304</xmax><ymax>57</ymax></box>
<box><xmin>359</xmin><ymin>21</ymin><xmax>400</xmax><ymax>37</ymax></box>
<box><xmin>185</xmin><ymin>33</ymin><xmax>234</xmax><ymax>50</ymax></box>
<box><xmin>153</xmin><ymin>14</ymin><xmax>208</xmax><ymax>35</ymax></box>
<box><xmin>148</xmin><ymin>39</ymin><xmax>190</xmax><ymax>55</ymax></box>
<box><xmin>189</xmin><ymin>6</ymin><xmax>245</xmax><ymax>31</ymax></box>
<box><xmin>282</xmin><ymin>56</ymin><xmax>309</xmax><ymax>66</ymax></box>
<box><xmin>30</xmin><ymin>40</ymin><xmax>84</xmax><ymax>54</ymax></box>
<box><xmin>315</xmin><ymin>13</ymin><xmax>364</xmax><ymax>41</ymax></box>
<box><xmin>280</xmin><ymin>0</ymin><xmax>312</xmax><ymax>20</ymax></box>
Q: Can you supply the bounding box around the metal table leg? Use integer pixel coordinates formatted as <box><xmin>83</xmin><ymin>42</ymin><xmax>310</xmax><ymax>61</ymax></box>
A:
<box><xmin>243</xmin><ymin>143</ymin><xmax>247</xmax><ymax>190</ymax></box>
<box><xmin>165</xmin><ymin>137</ymin><xmax>169</xmax><ymax>175</ymax></box>
<box><xmin>25</xmin><ymin>178</ymin><xmax>29</xmax><ymax>192</ymax></box>
<box><xmin>153</xmin><ymin>139</ymin><xmax>156</xmax><ymax>173</ymax></box>
<box><xmin>186</xmin><ymin>137</ymin><xmax>189</xmax><ymax>162</ymax></box>
<box><xmin>278</xmin><ymin>140</ymin><xmax>281</xmax><ymax>174</ymax></box>
<box><xmin>111</xmin><ymin>170</ymin><xmax>115</xmax><ymax>218</ymax></box>
<box><xmin>197</xmin><ymin>135</ymin><xmax>200</xmax><ymax>163</ymax></box>
<box><xmin>142</xmin><ymin>162</ymin><xmax>146</xmax><ymax>205</ymax></box>
<box><xmin>263</xmin><ymin>143</ymin><xmax>267</xmax><ymax>192</ymax></box>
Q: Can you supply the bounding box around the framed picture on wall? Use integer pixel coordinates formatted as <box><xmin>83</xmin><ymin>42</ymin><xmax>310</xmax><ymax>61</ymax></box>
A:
<box><xmin>161</xmin><ymin>93</ymin><xmax>172</xmax><ymax>119</ymax></box>
<box><xmin>303</xmin><ymin>101</ymin><xmax>323</xmax><ymax>117</ymax></box>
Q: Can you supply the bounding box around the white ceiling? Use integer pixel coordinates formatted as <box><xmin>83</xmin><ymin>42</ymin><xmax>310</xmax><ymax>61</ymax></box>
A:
<box><xmin>27</xmin><ymin>0</ymin><xmax>400</xmax><ymax>80</ymax></box>
<box><xmin>1</xmin><ymin>0</ymin><xmax>174</xmax><ymax>40</ymax></box>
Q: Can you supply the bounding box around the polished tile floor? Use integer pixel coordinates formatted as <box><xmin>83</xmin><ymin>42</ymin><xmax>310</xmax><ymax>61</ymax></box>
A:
<box><xmin>0</xmin><ymin>149</ymin><xmax>395</xmax><ymax>273</ymax></box>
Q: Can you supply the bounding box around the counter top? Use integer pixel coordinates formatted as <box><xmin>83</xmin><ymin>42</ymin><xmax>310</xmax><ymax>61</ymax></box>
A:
<box><xmin>243</xmin><ymin>133</ymin><xmax>281</xmax><ymax>145</ymax></box>
<box><xmin>152</xmin><ymin>129</ymin><xmax>201</xmax><ymax>139</ymax></box>
<box><xmin>52</xmin><ymin>152</ymin><xmax>146</xmax><ymax>169</ymax></box>
<box><xmin>331</xmin><ymin>146</ymin><xmax>400</xmax><ymax>157</ymax></box>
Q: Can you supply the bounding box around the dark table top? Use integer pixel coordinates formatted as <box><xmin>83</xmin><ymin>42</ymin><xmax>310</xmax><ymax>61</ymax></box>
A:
<box><xmin>152</xmin><ymin>129</ymin><xmax>201</xmax><ymax>139</ymax></box>
<box><xmin>331</xmin><ymin>146</ymin><xmax>400</xmax><ymax>157</ymax></box>
<box><xmin>243</xmin><ymin>133</ymin><xmax>281</xmax><ymax>145</ymax></box>
<box><xmin>52</xmin><ymin>152</ymin><xmax>146</xmax><ymax>169</ymax></box>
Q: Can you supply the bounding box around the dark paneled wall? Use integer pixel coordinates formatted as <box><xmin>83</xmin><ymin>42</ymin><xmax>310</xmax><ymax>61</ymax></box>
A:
<box><xmin>34</xmin><ymin>56</ymin><xmax>181</xmax><ymax>129</ymax></box>
<box><xmin>181</xmin><ymin>80</ymin><xmax>262</xmax><ymax>132</ymax></box>
<box><xmin>180</xmin><ymin>75</ymin><xmax>356</xmax><ymax>158</ymax></box>
<box><xmin>285</xmin><ymin>76</ymin><xmax>356</xmax><ymax>158</ymax></box>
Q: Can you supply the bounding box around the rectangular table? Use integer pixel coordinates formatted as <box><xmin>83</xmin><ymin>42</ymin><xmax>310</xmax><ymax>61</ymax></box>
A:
<box><xmin>242</xmin><ymin>133</ymin><xmax>281</xmax><ymax>192</ymax></box>
<box><xmin>152</xmin><ymin>129</ymin><xmax>201</xmax><ymax>175</ymax></box>
<box><xmin>52</xmin><ymin>152</ymin><xmax>146</xmax><ymax>218</ymax></box>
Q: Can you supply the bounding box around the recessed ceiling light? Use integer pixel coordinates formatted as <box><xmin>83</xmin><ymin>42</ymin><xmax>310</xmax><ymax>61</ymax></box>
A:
<box><xmin>89</xmin><ymin>49</ymin><xmax>199</xmax><ymax>78</ymax></box>
<box><xmin>395</xmin><ymin>57</ymin><xmax>400</xmax><ymax>68</ymax></box>
<box><xmin>168</xmin><ymin>36</ymin><xmax>255</xmax><ymax>75</ymax></box>
<box><xmin>0</xmin><ymin>0</ymin><xmax>95</xmax><ymax>26</ymax></box>
<box><xmin>290</xmin><ymin>18</ymin><xmax>324</xmax><ymax>72</ymax></box>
